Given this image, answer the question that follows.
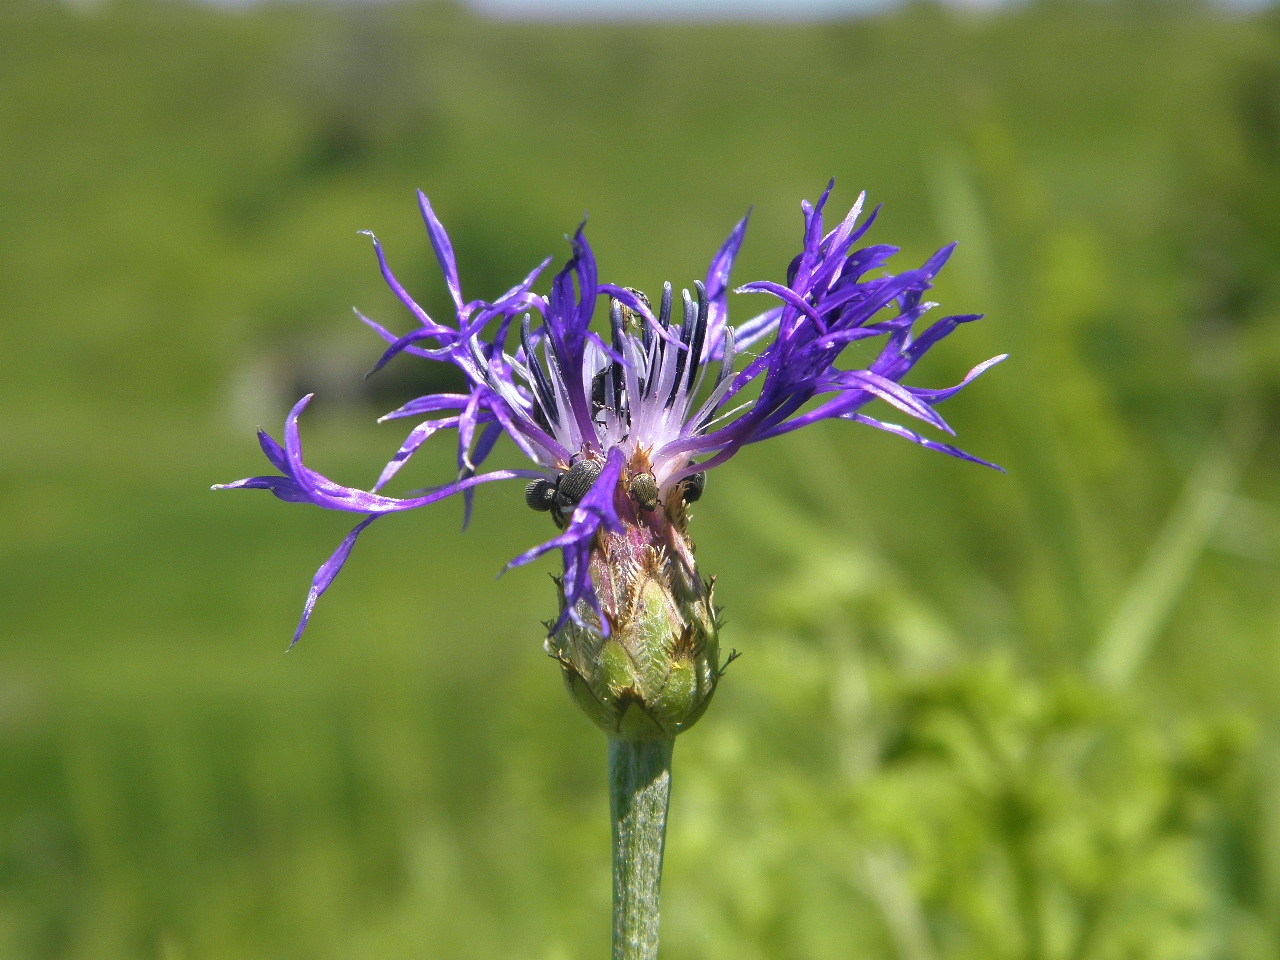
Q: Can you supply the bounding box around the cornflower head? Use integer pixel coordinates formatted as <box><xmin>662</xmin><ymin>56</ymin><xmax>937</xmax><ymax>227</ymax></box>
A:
<box><xmin>217</xmin><ymin>181</ymin><xmax>1004</xmax><ymax>740</ymax></box>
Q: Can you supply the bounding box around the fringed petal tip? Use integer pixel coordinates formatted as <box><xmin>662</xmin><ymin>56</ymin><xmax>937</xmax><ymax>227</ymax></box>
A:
<box><xmin>288</xmin><ymin>515</ymin><xmax>378</xmax><ymax>649</ymax></box>
<box><xmin>416</xmin><ymin>191</ymin><xmax>464</xmax><ymax>313</ymax></box>
<box><xmin>845</xmin><ymin>413</ymin><xmax>1005</xmax><ymax>473</ymax></box>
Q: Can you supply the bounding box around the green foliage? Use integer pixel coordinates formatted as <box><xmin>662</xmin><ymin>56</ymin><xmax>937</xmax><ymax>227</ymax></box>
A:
<box><xmin>2</xmin><ymin>1</ymin><xmax>1280</xmax><ymax>957</ymax></box>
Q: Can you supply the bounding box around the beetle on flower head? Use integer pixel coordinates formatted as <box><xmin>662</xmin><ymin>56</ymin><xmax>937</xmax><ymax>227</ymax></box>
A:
<box><xmin>217</xmin><ymin>181</ymin><xmax>1005</xmax><ymax>739</ymax></box>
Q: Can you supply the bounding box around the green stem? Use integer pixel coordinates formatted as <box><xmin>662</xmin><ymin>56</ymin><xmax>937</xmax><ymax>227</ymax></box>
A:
<box><xmin>609</xmin><ymin>736</ymin><xmax>674</xmax><ymax>960</ymax></box>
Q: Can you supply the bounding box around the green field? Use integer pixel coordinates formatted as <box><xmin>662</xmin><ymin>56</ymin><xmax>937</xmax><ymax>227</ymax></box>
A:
<box><xmin>3</xmin><ymin>0</ymin><xmax>1280</xmax><ymax>957</ymax></box>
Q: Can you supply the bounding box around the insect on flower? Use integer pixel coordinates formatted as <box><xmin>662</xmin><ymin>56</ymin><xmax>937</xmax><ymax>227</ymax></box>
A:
<box><xmin>217</xmin><ymin>181</ymin><xmax>1004</xmax><ymax>736</ymax></box>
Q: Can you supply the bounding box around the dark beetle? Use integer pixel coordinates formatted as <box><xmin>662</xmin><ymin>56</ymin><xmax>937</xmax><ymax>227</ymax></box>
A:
<box><xmin>525</xmin><ymin>458</ymin><xmax>604</xmax><ymax>528</ymax></box>
<box><xmin>628</xmin><ymin>472</ymin><xmax>660</xmax><ymax>511</ymax></box>
<box><xmin>556</xmin><ymin>459</ymin><xmax>602</xmax><ymax>508</ymax></box>
<box><xmin>527</xmin><ymin>461</ymin><xmax>703</xmax><ymax>523</ymax></box>
<box><xmin>524</xmin><ymin>478</ymin><xmax>556</xmax><ymax>512</ymax></box>
<box><xmin>681</xmin><ymin>471</ymin><xmax>705</xmax><ymax>504</ymax></box>
<box><xmin>552</xmin><ymin>459</ymin><xmax>602</xmax><ymax>528</ymax></box>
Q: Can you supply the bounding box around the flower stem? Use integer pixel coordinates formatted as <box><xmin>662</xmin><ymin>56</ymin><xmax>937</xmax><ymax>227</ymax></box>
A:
<box><xmin>608</xmin><ymin>735</ymin><xmax>674</xmax><ymax>960</ymax></box>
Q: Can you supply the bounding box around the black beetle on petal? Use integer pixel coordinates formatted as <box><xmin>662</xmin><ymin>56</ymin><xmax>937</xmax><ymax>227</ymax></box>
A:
<box><xmin>525</xmin><ymin>478</ymin><xmax>557</xmax><ymax>512</ymax></box>
<box><xmin>629</xmin><ymin>472</ymin><xmax>660</xmax><ymax>511</ymax></box>
<box><xmin>681</xmin><ymin>471</ymin><xmax>706</xmax><ymax>504</ymax></box>
<box><xmin>556</xmin><ymin>458</ymin><xmax>602</xmax><ymax>509</ymax></box>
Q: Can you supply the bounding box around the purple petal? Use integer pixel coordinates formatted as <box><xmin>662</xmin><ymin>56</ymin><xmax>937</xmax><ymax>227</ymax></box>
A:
<box><xmin>377</xmin><ymin>393</ymin><xmax>474</xmax><ymax>423</ymax></box>
<box><xmin>291</xmin><ymin>515</ymin><xmax>378</xmax><ymax>647</ymax></box>
<box><xmin>213</xmin><ymin>475</ymin><xmax>312</xmax><ymax>504</ymax></box>
<box><xmin>837</xmin><ymin>242</ymin><xmax>896</xmax><ymax>284</ymax></box>
<box><xmin>906</xmin><ymin>354</ymin><xmax>1007</xmax><ymax>405</ymax></box>
<box><xmin>810</xmin><ymin>321</ymin><xmax>898</xmax><ymax>352</ymax></box>
<box><xmin>735</xmin><ymin>280</ymin><xmax>827</xmax><ymax>331</ymax></box>
<box><xmin>367</xmin><ymin>327</ymin><xmax>454</xmax><ymax>378</ymax></box>
<box><xmin>702</xmin><ymin>210</ymin><xmax>750</xmax><ymax>361</ymax></box>
<box><xmin>845</xmin><ymin>414</ymin><xmax>1004</xmax><ymax>472</ymax></box>
<box><xmin>373</xmin><ymin>417</ymin><xmax>461</xmax><ymax>492</ymax></box>
<box><xmin>826</xmin><ymin>267</ymin><xmax>934</xmax><ymax>332</ymax></box>
<box><xmin>587</xmin><ymin>331</ymin><xmax>626</xmax><ymax>367</ymax></box>
<box><xmin>486</xmin><ymin>257</ymin><xmax>553</xmax><ymax>338</ymax></box>
<box><xmin>460</xmin><ymin>421</ymin><xmax>504</xmax><ymax>531</ymax></box>
<box><xmin>359</xmin><ymin>231</ymin><xmax>444</xmax><ymax>331</ymax></box>
<box><xmin>472</xmin><ymin>419</ymin><xmax>504</xmax><ymax>469</ymax></box>
<box><xmin>486</xmin><ymin>398</ymin><xmax>568</xmax><ymax>465</ymax></box>
<box><xmin>455</xmin><ymin>392</ymin><xmax>486</xmax><ymax>524</ymax></box>
<box><xmin>730</xmin><ymin>306</ymin><xmax>783</xmax><ymax>353</ymax></box>
<box><xmin>832</xmin><ymin>370</ymin><xmax>954</xmax><ymax>434</ymax></box>
<box><xmin>417</xmin><ymin>192</ymin><xmax>465</xmax><ymax>314</ymax></box>
<box><xmin>919</xmin><ymin>241</ymin><xmax>956</xmax><ymax>279</ymax></box>
<box><xmin>745</xmin><ymin>363</ymin><xmax>955</xmax><ymax>445</ymax></box>
<box><xmin>355</xmin><ymin>309</ymin><xmax>437</xmax><ymax>359</ymax></box>
<box><xmin>571</xmin><ymin>222</ymin><xmax>598</xmax><ymax>330</ymax></box>
<box><xmin>807</xmin><ymin>193</ymin><xmax>865</xmax><ymax>294</ymax></box>
<box><xmin>456</xmin><ymin>391</ymin><xmax>484</xmax><ymax>471</ymax></box>
<box><xmin>284</xmin><ymin>394</ymin><xmax>540</xmax><ymax>513</ymax></box>
<box><xmin>664</xmin><ymin>436</ymin><xmax>746</xmax><ymax>485</ymax></box>
<box><xmin>598</xmin><ymin>284</ymin><xmax>686</xmax><ymax>348</ymax></box>
<box><xmin>903</xmin><ymin>313</ymin><xmax>986</xmax><ymax>365</ymax></box>
<box><xmin>257</xmin><ymin>429</ymin><xmax>289</xmax><ymax>473</ymax></box>
<box><xmin>792</xmin><ymin>179</ymin><xmax>836</xmax><ymax>291</ymax></box>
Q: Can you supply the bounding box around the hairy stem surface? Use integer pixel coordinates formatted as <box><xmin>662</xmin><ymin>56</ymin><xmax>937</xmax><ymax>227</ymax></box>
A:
<box><xmin>609</xmin><ymin>736</ymin><xmax>674</xmax><ymax>960</ymax></box>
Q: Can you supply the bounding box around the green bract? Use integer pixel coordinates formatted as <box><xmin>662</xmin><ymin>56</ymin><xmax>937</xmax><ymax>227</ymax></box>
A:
<box><xmin>546</xmin><ymin>504</ymin><xmax>720</xmax><ymax>740</ymax></box>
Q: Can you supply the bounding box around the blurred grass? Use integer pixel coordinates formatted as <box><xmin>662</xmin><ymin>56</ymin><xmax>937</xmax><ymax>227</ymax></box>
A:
<box><xmin>3</xmin><ymin>0</ymin><xmax>1280</xmax><ymax>957</ymax></box>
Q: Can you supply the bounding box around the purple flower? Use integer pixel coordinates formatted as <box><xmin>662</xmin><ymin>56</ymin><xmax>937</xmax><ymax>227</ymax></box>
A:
<box><xmin>217</xmin><ymin>182</ymin><xmax>1004</xmax><ymax>647</ymax></box>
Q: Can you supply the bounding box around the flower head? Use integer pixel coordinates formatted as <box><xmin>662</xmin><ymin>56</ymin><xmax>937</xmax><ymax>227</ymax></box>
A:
<box><xmin>218</xmin><ymin>182</ymin><xmax>1003</xmax><ymax>730</ymax></box>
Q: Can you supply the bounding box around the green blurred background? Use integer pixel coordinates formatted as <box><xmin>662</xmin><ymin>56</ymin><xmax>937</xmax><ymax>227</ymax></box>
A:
<box><xmin>5</xmin><ymin>0</ymin><xmax>1280</xmax><ymax>956</ymax></box>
